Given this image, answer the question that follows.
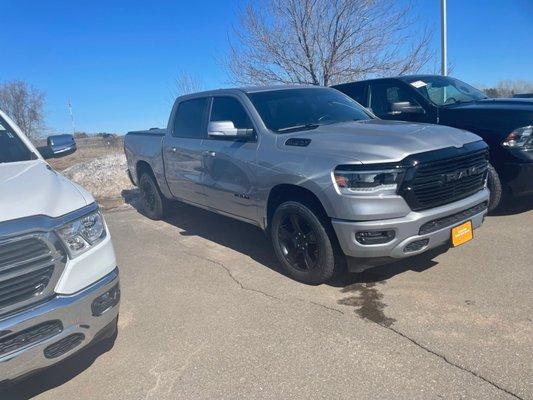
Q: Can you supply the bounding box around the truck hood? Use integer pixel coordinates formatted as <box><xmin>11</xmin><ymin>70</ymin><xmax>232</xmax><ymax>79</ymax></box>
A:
<box><xmin>448</xmin><ymin>97</ymin><xmax>533</xmax><ymax>111</ymax></box>
<box><xmin>278</xmin><ymin>119</ymin><xmax>482</xmax><ymax>163</ymax></box>
<box><xmin>0</xmin><ymin>160</ymin><xmax>94</xmax><ymax>223</ymax></box>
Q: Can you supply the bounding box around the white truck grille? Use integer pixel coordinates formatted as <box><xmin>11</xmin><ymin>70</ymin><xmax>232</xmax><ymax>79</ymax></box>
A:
<box><xmin>0</xmin><ymin>234</ymin><xmax>65</xmax><ymax>315</ymax></box>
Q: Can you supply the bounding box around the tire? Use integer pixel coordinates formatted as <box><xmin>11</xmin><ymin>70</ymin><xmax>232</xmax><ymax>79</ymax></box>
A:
<box><xmin>270</xmin><ymin>201</ymin><xmax>337</xmax><ymax>284</ymax></box>
<box><xmin>139</xmin><ymin>172</ymin><xmax>168</xmax><ymax>220</ymax></box>
<box><xmin>487</xmin><ymin>163</ymin><xmax>503</xmax><ymax>213</ymax></box>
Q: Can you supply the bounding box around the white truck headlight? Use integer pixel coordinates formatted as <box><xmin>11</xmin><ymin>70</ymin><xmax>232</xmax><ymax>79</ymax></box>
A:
<box><xmin>57</xmin><ymin>211</ymin><xmax>106</xmax><ymax>258</ymax></box>
<box><xmin>333</xmin><ymin>166</ymin><xmax>405</xmax><ymax>195</ymax></box>
<box><xmin>502</xmin><ymin>126</ymin><xmax>533</xmax><ymax>150</ymax></box>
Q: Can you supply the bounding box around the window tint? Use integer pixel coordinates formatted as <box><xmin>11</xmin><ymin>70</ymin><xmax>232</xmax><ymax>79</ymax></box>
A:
<box><xmin>210</xmin><ymin>97</ymin><xmax>252</xmax><ymax>129</ymax></box>
<box><xmin>0</xmin><ymin>119</ymin><xmax>34</xmax><ymax>163</ymax></box>
<box><xmin>173</xmin><ymin>98</ymin><xmax>208</xmax><ymax>138</ymax></box>
<box><xmin>247</xmin><ymin>88</ymin><xmax>371</xmax><ymax>133</ymax></box>
<box><xmin>370</xmin><ymin>83</ymin><xmax>421</xmax><ymax>116</ymax></box>
<box><xmin>337</xmin><ymin>84</ymin><xmax>368</xmax><ymax>107</ymax></box>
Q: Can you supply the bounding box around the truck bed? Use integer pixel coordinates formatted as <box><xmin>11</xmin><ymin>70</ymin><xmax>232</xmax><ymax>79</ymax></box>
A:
<box><xmin>124</xmin><ymin>128</ymin><xmax>167</xmax><ymax>186</ymax></box>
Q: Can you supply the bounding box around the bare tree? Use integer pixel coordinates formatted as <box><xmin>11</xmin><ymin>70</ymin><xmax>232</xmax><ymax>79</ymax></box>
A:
<box><xmin>173</xmin><ymin>72</ymin><xmax>204</xmax><ymax>98</ymax></box>
<box><xmin>226</xmin><ymin>0</ymin><xmax>432</xmax><ymax>86</ymax></box>
<box><xmin>483</xmin><ymin>80</ymin><xmax>533</xmax><ymax>98</ymax></box>
<box><xmin>0</xmin><ymin>80</ymin><xmax>45</xmax><ymax>140</ymax></box>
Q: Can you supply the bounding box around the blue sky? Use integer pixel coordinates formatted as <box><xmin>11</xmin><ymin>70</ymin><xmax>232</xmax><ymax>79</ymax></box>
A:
<box><xmin>1</xmin><ymin>0</ymin><xmax>532</xmax><ymax>134</ymax></box>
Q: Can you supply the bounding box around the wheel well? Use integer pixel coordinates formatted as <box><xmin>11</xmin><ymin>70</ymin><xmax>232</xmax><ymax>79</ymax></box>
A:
<box><xmin>136</xmin><ymin>160</ymin><xmax>154</xmax><ymax>182</ymax></box>
<box><xmin>266</xmin><ymin>184</ymin><xmax>329</xmax><ymax>229</ymax></box>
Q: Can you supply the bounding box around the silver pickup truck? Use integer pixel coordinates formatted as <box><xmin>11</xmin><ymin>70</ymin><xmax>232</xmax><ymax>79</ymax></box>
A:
<box><xmin>124</xmin><ymin>86</ymin><xmax>490</xmax><ymax>284</ymax></box>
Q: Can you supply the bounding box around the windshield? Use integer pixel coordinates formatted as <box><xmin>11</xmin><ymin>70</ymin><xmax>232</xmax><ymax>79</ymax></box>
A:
<box><xmin>0</xmin><ymin>118</ymin><xmax>35</xmax><ymax>163</ymax></box>
<box><xmin>406</xmin><ymin>76</ymin><xmax>488</xmax><ymax>106</ymax></box>
<box><xmin>247</xmin><ymin>88</ymin><xmax>372</xmax><ymax>133</ymax></box>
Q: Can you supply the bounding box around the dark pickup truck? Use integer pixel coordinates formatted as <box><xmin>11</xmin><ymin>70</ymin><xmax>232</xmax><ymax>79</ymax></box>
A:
<box><xmin>333</xmin><ymin>75</ymin><xmax>533</xmax><ymax>211</ymax></box>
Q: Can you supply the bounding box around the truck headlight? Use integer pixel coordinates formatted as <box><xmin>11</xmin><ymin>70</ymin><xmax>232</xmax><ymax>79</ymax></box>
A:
<box><xmin>333</xmin><ymin>166</ymin><xmax>405</xmax><ymax>195</ymax></box>
<box><xmin>56</xmin><ymin>211</ymin><xmax>107</xmax><ymax>258</ymax></box>
<box><xmin>502</xmin><ymin>126</ymin><xmax>532</xmax><ymax>150</ymax></box>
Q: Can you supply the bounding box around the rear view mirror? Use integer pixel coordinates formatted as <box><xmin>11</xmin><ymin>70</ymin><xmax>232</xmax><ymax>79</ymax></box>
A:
<box><xmin>37</xmin><ymin>134</ymin><xmax>77</xmax><ymax>159</ymax></box>
<box><xmin>208</xmin><ymin>121</ymin><xmax>254</xmax><ymax>139</ymax></box>
<box><xmin>390</xmin><ymin>102</ymin><xmax>425</xmax><ymax>115</ymax></box>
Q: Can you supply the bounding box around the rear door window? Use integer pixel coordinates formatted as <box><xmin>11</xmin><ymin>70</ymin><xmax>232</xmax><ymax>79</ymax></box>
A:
<box><xmin>172</xmin><ymin>98</ymin><xmax>209</xmax><ymax>138</ymax></box>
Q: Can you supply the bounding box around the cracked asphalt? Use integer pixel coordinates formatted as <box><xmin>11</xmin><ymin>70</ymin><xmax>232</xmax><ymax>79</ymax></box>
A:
<box><xmin>4</xmin><ymin>197</ymin><xmax>532</xmax><ymax>399</ymax></box>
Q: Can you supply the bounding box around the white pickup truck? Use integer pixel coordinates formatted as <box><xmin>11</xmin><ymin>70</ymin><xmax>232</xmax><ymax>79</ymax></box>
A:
<box><xmin>0</xmin><ymin>109</ymin><xmax>120</xmax><ymax>383</ymax></box>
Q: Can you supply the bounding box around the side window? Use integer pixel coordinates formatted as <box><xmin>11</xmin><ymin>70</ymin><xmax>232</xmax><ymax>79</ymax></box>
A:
<box><xmin>0</xmin><ymin>119</ymin><xmax>34</xmax><ymax>163</ymax></box>
<box><xmin>369</xmin><ymin>83</ymin><xmax>422</xmax><ymax>117</ymax></box>
<box><xmin>339</xmin><ymin>84</ymin><xmax>368</xmax><ymax>107</ymax></box>
<box><xmin>210</xmin><ymin>97</ymin><xmax>253</xmax><ymax>129</ymax></box>
<box><xmin>173</xmin><ymin>97</ymin><xmax>208</xmax><ymax>138</ymax></box>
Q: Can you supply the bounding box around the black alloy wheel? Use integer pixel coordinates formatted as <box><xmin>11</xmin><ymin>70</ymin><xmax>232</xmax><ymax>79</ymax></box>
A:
<box><xmin>277</xmin><ymin>213</ymin><xmax>320</xmax><ymax>271</ymax></box>
<box><xmin>139</xmin><ymin>173</ymin><xmax>166</xmax><ymax>220</ymax></box>
<box><xmin>271</xmin><ymin>201</ymin><xmax>337</xmax><ymax>284</ymax></box>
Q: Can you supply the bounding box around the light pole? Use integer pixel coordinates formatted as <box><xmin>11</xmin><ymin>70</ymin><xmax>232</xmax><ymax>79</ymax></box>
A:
<box><xmin>68</xmin><ymin>98</ymin><xmax>76</xmax><ymax>134</ymax></box>
<box><xmin>441</xmin><ymin>0</ymin><xmax>447</xmax><ymax>76</ymax></box>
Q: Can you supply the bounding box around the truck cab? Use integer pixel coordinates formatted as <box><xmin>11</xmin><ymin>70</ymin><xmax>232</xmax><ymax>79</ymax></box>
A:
<box><xmin>0</xmin><ymin>110</ymin><xmax>120</xmax><ymax>383</ymax></box>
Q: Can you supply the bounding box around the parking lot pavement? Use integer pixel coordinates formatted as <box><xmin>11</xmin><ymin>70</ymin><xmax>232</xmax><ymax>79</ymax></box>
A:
<box><xmin>4</xmin><ymin>198</ymin><xmax>532</xmax><ymax>400</ymax></box>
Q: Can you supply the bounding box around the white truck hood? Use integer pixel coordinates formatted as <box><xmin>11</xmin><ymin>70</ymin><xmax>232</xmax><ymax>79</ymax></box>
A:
<box><xmin>0</xmin><ymin>160</ymin><xmax>95</xmax><ymax>222</ymax></box>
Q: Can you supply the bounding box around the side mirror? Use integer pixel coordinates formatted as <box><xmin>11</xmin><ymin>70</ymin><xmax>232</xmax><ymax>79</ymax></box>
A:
<box><xmin>208</xmin><ymin>121</ymin><xmax>254</xmax><ymax>140</ymax></box>
<box><xmin>37</xmin><ymin>134</ymin><xmax>77</xmax><ymax>159</ymax></box>
<box><xmin>390</xmin><ymin>102</ymin><xmax>425</xmax><ymax>115</ymax></box>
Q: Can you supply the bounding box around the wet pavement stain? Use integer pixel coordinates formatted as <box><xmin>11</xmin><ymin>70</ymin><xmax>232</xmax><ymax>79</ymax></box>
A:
<box><xmin>338</xmin><ymin>282</ymin><xmax>396</xmax><ymax>327</ymax></box>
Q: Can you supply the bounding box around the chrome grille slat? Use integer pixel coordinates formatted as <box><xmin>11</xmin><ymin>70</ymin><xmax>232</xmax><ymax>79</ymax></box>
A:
<box><xmin>0</xmin><ymin>259</ymin><xmax>56</xmax><ymax>282</ymax></box>
<box><xmin>0</xmin><ymin>252</ymin><xmax>53</xmax><ymax>274</ymax></box>
<box><xmin>0</xmin><ymin>234</ymin><xmax>65</xmax><ymax>315</ymax></box>
<box><xmin>0</xmin><ymin>266</ymin><xmax>53</xmax><ymax>296</ymax></box>
<box><xmin>0</xmin><ymin>242</ymin><xmax>50</xmax><ymax>268</ymax></box>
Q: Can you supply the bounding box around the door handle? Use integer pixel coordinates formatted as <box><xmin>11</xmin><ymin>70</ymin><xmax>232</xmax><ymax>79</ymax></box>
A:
<box><xmin>203</xmin><ymin>150</ymin><xmax>216</xmax><ymax>157</ymax></box>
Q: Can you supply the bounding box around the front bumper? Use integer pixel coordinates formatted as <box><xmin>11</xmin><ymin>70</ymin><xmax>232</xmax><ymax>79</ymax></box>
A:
<box><xmin>0</xmin><ymin>267</ymin><xmax>120</xmax><ymax>382</ymax></box>
<box><xmin>332</xmin><ymin>189</ymin><xmax>489</xmax><ymax>271</ymax></box>
<box><xmin>501</xmin><ymin>161</ymin><xmax>533</xmax><ymax>196</ymax></box>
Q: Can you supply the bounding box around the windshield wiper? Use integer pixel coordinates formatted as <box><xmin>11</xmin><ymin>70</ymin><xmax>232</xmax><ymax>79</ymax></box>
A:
<box><xmin>276</xmin><ymin>123</ymin><xmax>320</xmax><ymax>133</ymax></box>
<box><xmin>443</xmin><ymin>99</ymin><xmax>475</xmax><ymax>106</ymax></box>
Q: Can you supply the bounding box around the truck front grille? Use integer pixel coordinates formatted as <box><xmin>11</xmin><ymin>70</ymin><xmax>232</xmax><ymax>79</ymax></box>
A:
<box><xmin>0</xmin><ymin>235</ymin><xmax>65</xmax><ymax>315</ymax></box>
<box><xmin>403</xmin><ymin>149</ymin><xmax>488</xmax><ymax>211</ymax></box>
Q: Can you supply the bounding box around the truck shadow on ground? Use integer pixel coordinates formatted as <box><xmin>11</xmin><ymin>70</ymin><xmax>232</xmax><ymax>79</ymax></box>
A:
<box><xmin>160</xmin><ymin>202</ymin><xmax>447</xmax><ymax>328</ymax></box>
<box><xmin>126</xmin><ymin>196</ymin><xmax>445</xmax><ymax>279</ymax></box>
<box><xmin>489</xmin><ymin>194</ymin><xmax>533</xmax><ymax>216</ymax></box>
<box><xmin>123</xmin><ymin>192</ymin><xmax>456</xmax><ymax>330</ymax></box>
<box><xmin>0</xmin><ymin>332</ymin><xmax>117</xmax><ymax>400</ymax></box>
